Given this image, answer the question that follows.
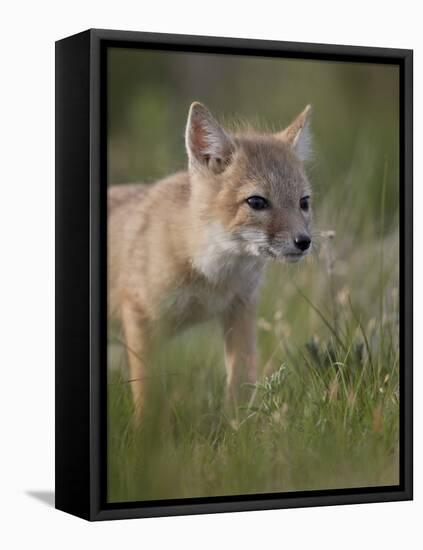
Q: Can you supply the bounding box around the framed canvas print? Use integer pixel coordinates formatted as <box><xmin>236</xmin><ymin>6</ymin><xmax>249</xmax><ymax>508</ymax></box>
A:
<box><xmin>55</xmin><ymin>29</ymin><xmax>413</xmax><ymax>521</ymax></box>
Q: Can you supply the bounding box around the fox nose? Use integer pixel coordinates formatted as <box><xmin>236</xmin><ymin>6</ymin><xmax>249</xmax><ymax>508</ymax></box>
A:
<box><xmin>294</xmin><ymin>234</ymin><xmax>311</xmax><ymax>251</ymax></box>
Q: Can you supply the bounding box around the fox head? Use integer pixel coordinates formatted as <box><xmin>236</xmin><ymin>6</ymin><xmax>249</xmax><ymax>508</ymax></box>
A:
<box><xmin>185</xmin><ymin>102</ymin><xmax>313</xmax><ymax>264</ymax></box>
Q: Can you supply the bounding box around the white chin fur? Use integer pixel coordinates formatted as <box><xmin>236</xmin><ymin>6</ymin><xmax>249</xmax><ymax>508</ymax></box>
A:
<box><xmin>192</xmin><ymin>222</ymin><xmax>264</xmax><ymax>284</ymax></box>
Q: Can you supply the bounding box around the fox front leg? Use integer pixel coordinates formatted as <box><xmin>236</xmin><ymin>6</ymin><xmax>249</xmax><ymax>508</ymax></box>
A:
<box><xmin>121</xmin><ymin>302</ymin><xmax>150</xmax><ymax>423</ymax></box>
<box><xmin>221</xmin><ymin>303</ymin><xmax>258</xmax><ymax>412</ymax></box>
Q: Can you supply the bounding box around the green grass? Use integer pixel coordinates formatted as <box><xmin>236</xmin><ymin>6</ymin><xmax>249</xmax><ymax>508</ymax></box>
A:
<box><xmin>107</xmin><ymin>230</ymin><xmax>399</xmax><ymax>502</ymax></box>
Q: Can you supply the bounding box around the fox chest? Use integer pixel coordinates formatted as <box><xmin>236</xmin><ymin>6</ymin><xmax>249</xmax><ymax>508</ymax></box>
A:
<box><xmin>162</xmin><ymin>260</ymin><xmax>265</xmax><ymax>327</ymax></box>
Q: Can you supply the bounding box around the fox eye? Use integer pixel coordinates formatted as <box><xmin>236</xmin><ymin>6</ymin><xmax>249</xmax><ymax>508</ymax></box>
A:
<box><xmin>300</xmin><ymin>196</ymin><xmax>310</xmax><ymax>212</ymax></box>
<box><xmin>246</xmin><ymin>196</ymin><xmax>269</xmax><ymax>210</ymax></box>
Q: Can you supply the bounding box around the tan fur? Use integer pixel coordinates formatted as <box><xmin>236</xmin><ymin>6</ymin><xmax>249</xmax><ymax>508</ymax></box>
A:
<box><xmin>108</xmin><ymin>102</ymin><xmax>313</xmax><ymax>420</ymax></box>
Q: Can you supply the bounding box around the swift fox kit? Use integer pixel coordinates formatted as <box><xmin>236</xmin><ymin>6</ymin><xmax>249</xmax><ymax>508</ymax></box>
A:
<box><xmin>108</xmin><ymin>102</ymin><xmax>313</xmax><ymax>419</ymax></box>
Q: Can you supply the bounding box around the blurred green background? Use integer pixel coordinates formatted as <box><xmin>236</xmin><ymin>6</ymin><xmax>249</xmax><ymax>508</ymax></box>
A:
<box><xmin>107</xmin><ymin>47</ymin><xmax>400</xmax><ymax>503</ymax></box>
<box><xmin>108</xmin><ymin>48</ymin><xmax>399</xmax><ymax>238</ymax></box>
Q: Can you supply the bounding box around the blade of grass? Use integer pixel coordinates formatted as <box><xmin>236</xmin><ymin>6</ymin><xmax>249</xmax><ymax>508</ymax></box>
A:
<box><xmin>294</xmin><ymin>283</ymin><xmax>347</xmax><ymax>352</ymax></box>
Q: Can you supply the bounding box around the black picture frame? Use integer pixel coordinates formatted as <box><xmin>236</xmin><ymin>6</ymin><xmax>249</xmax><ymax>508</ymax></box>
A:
<box><xmin>55</xmin><ymin>28</ymin><xmax>413</xmax><ymax>521</ymax></box>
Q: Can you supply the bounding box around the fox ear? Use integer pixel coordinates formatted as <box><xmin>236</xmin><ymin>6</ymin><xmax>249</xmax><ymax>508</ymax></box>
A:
<box><xmin>186</xmin><ymin>102</ymin><xmax>234</xmax><ymax>174</ymax></box>
<box><xmin>276</xmin><ymin>105</ymin><xmax>312</xmax><ymax>161</ymax></box>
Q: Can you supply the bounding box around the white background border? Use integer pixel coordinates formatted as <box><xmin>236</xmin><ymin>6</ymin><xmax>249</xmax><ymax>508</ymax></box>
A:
<box><xmin>0</xmin><ymin>1</ymin><xmax>419</xmax><ymax>547</ymax></box>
